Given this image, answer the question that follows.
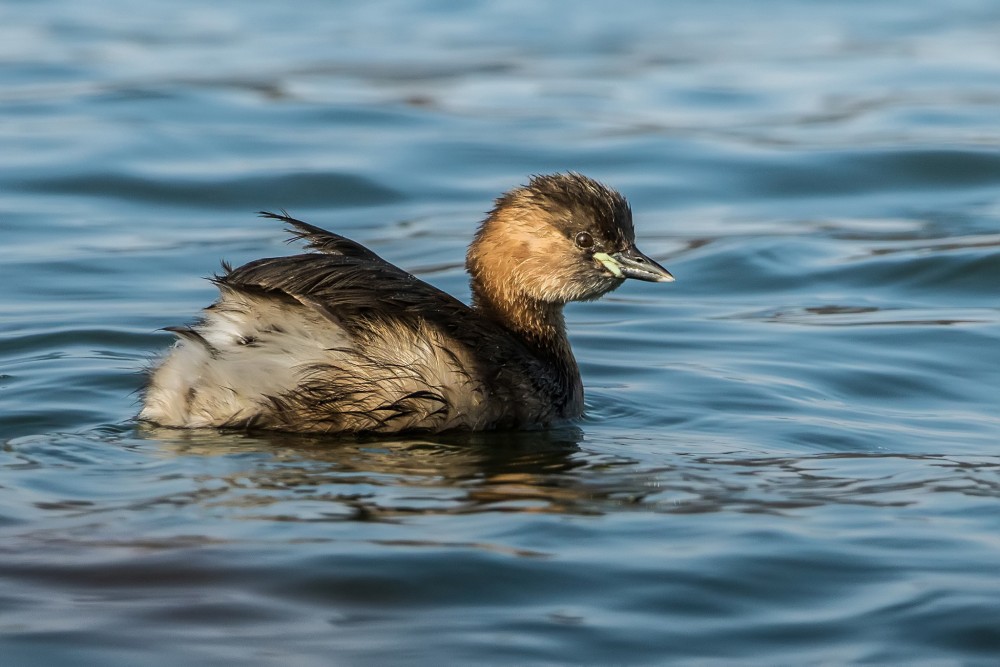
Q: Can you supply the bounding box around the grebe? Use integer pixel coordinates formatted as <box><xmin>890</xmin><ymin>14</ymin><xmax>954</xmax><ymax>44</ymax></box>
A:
<box><xmin>140</xmin><ymin>173</ymin><xmax>673</xmax><ymax>433</ymax></box>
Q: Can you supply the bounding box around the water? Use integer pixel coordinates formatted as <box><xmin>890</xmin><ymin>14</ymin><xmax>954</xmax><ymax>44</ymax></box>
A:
<box><xmin>2</xmin><ymin>0</ymin><xmax>1000</xmax><ymax>664</ymax></box>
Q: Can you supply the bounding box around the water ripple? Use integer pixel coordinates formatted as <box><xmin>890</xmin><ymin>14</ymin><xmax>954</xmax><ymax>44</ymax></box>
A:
<box><xmin>16</xmin><ymin>171</ymin><xmax>404</xmax><ymax>209</ymax></box>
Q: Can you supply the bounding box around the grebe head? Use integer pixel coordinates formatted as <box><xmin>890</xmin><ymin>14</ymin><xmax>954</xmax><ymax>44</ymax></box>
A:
<box><xmin>467</xmin><ymin>172</ymin><xmax>673</xmax><ymax>307</ymax></box>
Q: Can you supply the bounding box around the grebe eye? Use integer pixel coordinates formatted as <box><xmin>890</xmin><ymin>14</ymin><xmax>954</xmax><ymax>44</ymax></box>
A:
<box><xmin>575</xmin><ymin>231</ymin><xmax>594</xmax><ymax>249</ymax></box>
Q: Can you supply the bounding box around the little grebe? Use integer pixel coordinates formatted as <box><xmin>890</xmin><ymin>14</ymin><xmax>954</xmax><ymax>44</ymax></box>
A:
<box><xmin>140</xmin><ymin>173</ymin><xmax>674</xmax><ymax>433</ymax></box>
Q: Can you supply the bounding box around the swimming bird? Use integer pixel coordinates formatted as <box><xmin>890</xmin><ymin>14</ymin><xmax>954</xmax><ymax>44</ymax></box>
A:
<box><xmin>140</xmin><ymin>173</ymin><xmax>674</xmax><ymax>433</ymax></box>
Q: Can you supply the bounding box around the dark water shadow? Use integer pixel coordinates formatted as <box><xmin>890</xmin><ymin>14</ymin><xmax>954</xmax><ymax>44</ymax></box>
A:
<box><xmin>125</xmin><ymin>424</ymin><xmax>1000</xmax><ymax>524</ymax></box>
<box><xmin>132</xmin><ymin>424</ymin><xmax>622</xmax><ymax>521</ymax></box>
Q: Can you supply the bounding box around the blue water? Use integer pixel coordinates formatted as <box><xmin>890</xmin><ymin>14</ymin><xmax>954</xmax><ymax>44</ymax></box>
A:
<box><xmin>2</xmin><ymin>1</ymin><xmax>1000</xmax><ymax>664</ymax></box>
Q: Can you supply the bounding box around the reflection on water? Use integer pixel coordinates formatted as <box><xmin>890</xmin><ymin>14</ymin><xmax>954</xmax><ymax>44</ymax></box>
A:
<box><xmin>9</xmin><ymin>428</ymin><xmax>997</xmax><ymax>531</ymax></box>
<box><xmin>2</xmin><ymin>425</ymin><xmax>1000</xmax><ymax>663</ymax></box>
<box><xmin>148</xmin><ymin>426</ymin><xmax>594</xmax><ymax>520</ymax></box>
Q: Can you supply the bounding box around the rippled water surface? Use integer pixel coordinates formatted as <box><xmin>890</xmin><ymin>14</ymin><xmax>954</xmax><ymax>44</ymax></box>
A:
<box><xmin>3</xmin><ymin>1</ymin><xmax>1000</xmax><ymax>664</ymax></box>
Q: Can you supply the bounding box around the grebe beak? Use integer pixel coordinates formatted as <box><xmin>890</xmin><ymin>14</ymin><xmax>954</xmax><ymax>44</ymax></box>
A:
<box><xmin>594</xmin><ymin>246</ymin><xmax>674</xmax><ymax>283</ymax></box>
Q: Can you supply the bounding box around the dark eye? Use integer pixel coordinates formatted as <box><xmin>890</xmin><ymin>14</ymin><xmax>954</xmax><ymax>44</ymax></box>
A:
<box><xmin>575</xmin><ymin>231</ymin><xmax>594</xmax><ymax>249</ymax></box>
